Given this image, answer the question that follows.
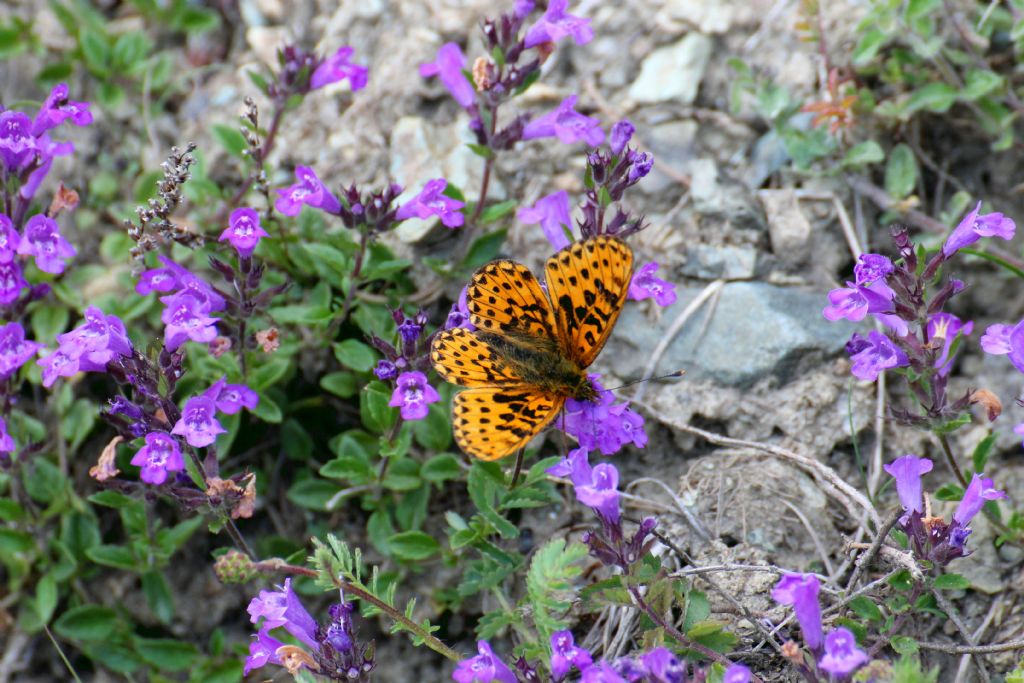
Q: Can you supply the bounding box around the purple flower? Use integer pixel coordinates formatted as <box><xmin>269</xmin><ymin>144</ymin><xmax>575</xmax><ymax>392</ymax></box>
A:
<box><xmin>0</xmin><ymin>111</ymin><xmax>38</xmax><ymax>172</ymax></box>
<box><xmin>445</xmin><ymin>286</ymin><xmax>476</xmax><ymax>331</ymax></box>
<box><xmin>518</xmin><ymin>191</ymin><xmax>573</xmax><ymax>251</ymax></box>
<box><xmin>609</xmin><ymin>119</ymin><xmax>635</xmax><ymax>156</ymax></box>
<box><xmin>883</xmin><ymin>455</ymin><xmax>933</xmax><ymax>515</ymax></box>
<box><xmin>0</xmin><ymin>261</ymin><xmax>27</xmax><ymax>305</ymax></box>
<box><xmin>628</xmin><ymin>262</ymin><xmax>677</xmax><ymax>307</ymax></box>
<box><xmin>420</xmin><ymin>43</ymin><xmax>475</xmax><ymax>109</ymax></box>
<box><xmin>247</xmin><ymin>578</ymin><xmax>318</xmax><ymax>648</ymax></box>
<box><xmin>17</xmin><ymin>214</ymin><xmax>76</xmax><ymax>274</ymax></box>
<box><xmin>772</xmin><ymin>573</ymin><xmax>823</xmax><ymax>652</ymax></box>
<box><xmin>20</xmin><ymin>135</ymin><xmax>72</xmax><ymax>202</ymax></box>
<box><xmin>171</xmin><ymin>395</ymin><xmax>226</xmax><ymax>448</ymax></box>
<box><xmin>452</xmin><ymin>641</ymin><xmax>517</xmax><ymax>683</ymax></box>
<box><xmin>580</xmin><ymin>661</ymin><xmax>627</xmax><ymax>683</ymax></box>
<box><xmin>822</xmin><ymin>282</ymin><xmax>893</xmax><ymax>322</ymax></box>
<box><xmin>561</xmin><ymin>376</ymin><xmax>646</xmax><ymax>455</ymax></box>
<box><xmin>639</xmin><ymin>648</ymin><xmax>684</xmax><ymax>683</ymax></box>
<box><xmin>310</xmin><ymin>46</ymin><xmax>369</xmax><ymax>91</ymax></box>
<box><xmin>724</xmin><ymin>664</ymin><xmax>752</xmax><ymax>683</ymax></box>
<box><xmin>32</xmin><ymin>83</ymin><xmax>93</xmax><ymax>135</ymax></box>
<box><xmin>37</xmin><ymin>349</ymin><xmax>81</xmax><ymax>388</ymax></box>
<box><xmin>627</xmin><ymin>152</ymin><xmax>653</xmax><ymax>184</ymax></box>
<box><xmin>523</xmin><ymin>0</ymin><xmax>594</xmax><ymax>48</ymax></box>
<box><xmin>953</xmin><ymin>473</ymin><xmax>1008</xmax><ymax>526</ymax></box>
<box><xmin>928</xmin><ymin>312</ymin><xmax>972</xmax><ymax>376</ymax></box>
<box><xmin>204</xmin><ymin>377</ymin><xmax>259</xmax><ymax>414</ymax></box>
<box><xmin>853</xmin><ymin>253</ymin><xmax>894</xmax><ymax>287</ymax></box>
<box><xmin>397</xmin><ymin>317</ymin><xmax>423</xmax><ymax>344</ymax></box>
<box><xmin>219</xmin><ymin>207</ymin><xmax>269</xmax><ymax>257</ymax></box>
<box><xmin>129</xmin><ymin>432</ymin><xmax>184</xmax><ymax>485</ymax></box>
<box><xmin>522</xmin><ymin>96</ymin><xmax>605</xmax><ymax>147</ymax></box>
<box><xmin>396</xmin><ymin>178</ymin><xmax>465</xmax><ymax>228</ymax></box>
<box><xmin>374</xmin><ymin>359</ymin><xmax>398</xmax><ymax>381</ymax></box>
<box><xmin>389</xmin><ymin>371</ymin><xmax>441</xmax><ymax>421</ymax></box>
<box><xmin>818</xmin><ymin>627</ymin><xmax>868</xmax><ymax>678</ymax></box>
<box><xmin>848</xmin><ymin>331</ymin><xmax>909</xmax><ymax>382</ymax></box>
<box><xmin>555</xmin><ymin>448</ymin><xmax>621</xmax><ymax>524</ymax></box>
<box><xmin>943</xmin><ymin>201</ymin><xmax>1016</xmax><ymax>257</ymax></box>
<box><xmin>244</xmin><ymin>629</ymin><xmax>285</xmax><ymax>676</ymax></box>
<box><xmin>55</xmin><ymin>307</ymin><xmax>132</xmax><ymax>369</ymax></box>
<box><xmin>160</xmin><ymin>293</ymin><xmax>220</xmax><ymax>352</ymax></box>
<box><xmin>0</xmin><ymin>416</ymin><xmax>14</xmax><ymax>453</ymax></box>
<box><xmin>0</xmin><ymin>214</ymin><xmax>20</xmax><ymax>263</ymax></box>
<box><xmin>275</xmin><ymin>166</ymin><xmax>341</xmax><ymax>217</ymax></box>
<box><xmin>1015</xmin><ymin>423</ymin><xmax>1024</xmax><ymax>447</ymax></box>
<box><xmin>136</xmin><ymin>256</ymin><xmax>184</xmax><ymax>296</ymax></box>
<box><xmin>980</xmin><ymin>320</ymin><xmax>1024</xmax><ymax>373</ymax></box>
<box><xmin>550</xmin><ymin>630</ymin><xmax>592</xmax><ymax>681</ymax></box>
<box><xmin>0</xmin><ymin>322</ymin><xmax>42</xmax><ymax>379</ymax></box>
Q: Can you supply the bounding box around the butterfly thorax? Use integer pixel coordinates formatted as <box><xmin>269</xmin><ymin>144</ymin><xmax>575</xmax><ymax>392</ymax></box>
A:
<box><xmin>475</xmin><ymin>330</ymin><xmax>598</xmax><ymax>402</ymax></box>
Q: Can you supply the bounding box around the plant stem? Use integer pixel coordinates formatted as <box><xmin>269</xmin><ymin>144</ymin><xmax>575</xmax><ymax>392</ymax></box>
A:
<box><xmin>331</xmin><ymin>227</ymin><xmax>370</xmax><ymax>335</ymax></box>
<box><xmin>937</xmin><ymin>433</ymin><xmax>968</xmax><ymax>488</ymax></box>
<box><xmin>225</xmin><ymin>518</ymin><xmax>257</xmax><ymax>560</ymax></box>
<box><xmin>227</xmin><ymin>104</ymin><xmax>285</xmax><ymax>213</ymax></box>
<box><xmin>959</xmin><ymin>248</ymin><xmax>1024</xmax><ymax>280</ymax></box>
<box><xmin>259</xmin><ymin>561</ymin><xmax>463</xmax><ymax>662</ymax></box>
<box><xmin>627</xmin><ymin>584</ymin><xmax>762</xmax><ymax>682</ymax></box>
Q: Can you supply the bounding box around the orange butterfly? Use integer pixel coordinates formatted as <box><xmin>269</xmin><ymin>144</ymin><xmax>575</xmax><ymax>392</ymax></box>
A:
<box><xmin>431</xmin><ymin>236</ymin><xmax>633</xmax><ymax>460</ymax></box>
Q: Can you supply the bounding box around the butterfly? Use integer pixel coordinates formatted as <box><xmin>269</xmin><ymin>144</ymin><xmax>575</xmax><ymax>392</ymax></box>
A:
<box><xmin>430</xmin><ymin>235</ymin><xmax>634</xmax><ymax>460</ymax></box>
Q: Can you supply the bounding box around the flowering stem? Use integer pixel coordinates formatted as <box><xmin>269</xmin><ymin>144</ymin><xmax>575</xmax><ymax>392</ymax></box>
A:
<box><xmin>626</xmin><ymin>583</ymin><xmax>761</xmax><ymax>682</ymax></box>
<box><xmin>225</xmin><ymin>518</ymin><xmax>257</xmax><ymax>560</ymax></box>
<box><xmin>332</xmin><ymin>228</ymin><xmax>370</xmax><ymax>335</ymax></box>
<box><xmin>937</xmin><ymin>434</ymin><xmax>968</xmax><ymax>488</ymax></box>
<box><xmin>257</xmin><ymin>560</ymin><xmax>462</xmax><ymax>662</ymax></box>
<box><xmin>226</xmin><ymin>104</ymin><xmax>285</xmax><ymax>213</ymax></box>
<box><xmin>469</xmin><ymin>156</ymin><xmax>494</xmax><ymax>227</ymax></box>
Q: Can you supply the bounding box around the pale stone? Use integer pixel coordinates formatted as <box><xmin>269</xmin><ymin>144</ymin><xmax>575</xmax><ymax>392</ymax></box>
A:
<box><xmin>628</xmin><ymin>33</ymin><xmax>713</xmax><ymax>104</ymax></box>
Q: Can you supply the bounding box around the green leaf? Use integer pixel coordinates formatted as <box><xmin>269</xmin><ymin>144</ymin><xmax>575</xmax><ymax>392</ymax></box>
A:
<box><xmin>321</xmin><ymin>371</ymin><xmax>358</xmax><ymax>398</ymax></box>
<box><xmin>852</xmin><ymin>28</ymin><xmax>887</xmax><ymax>67</ymax></box>
<box><xmin>386</xmin><ymin>531</ymin><xmax>440</xmax><ymax>560</ymax></box>
<box><xmin>905</xmin><ymin>83</ymin><xmax>958</xmax><ymax>115</ymax></box>
<box><xmin>31</xmin><ymin>304</ymin><xmax>69</xmax><ymax>344</ymax></box>
<box><xmin>478</xmin><ymin>200</ymin><xmax>518</xmax><ymax>225</ymax></box>
<box><xmin>905</xmin><ymin>0</ymin><xmax>939</xmax><ymax>19</ymax></box>
<box><xmin>412</xmin><ymin>403</ymin><xmax>452</xmax><ymax>451</ymax></box>
<box><xmin>963</xmin><ymin>69</ymin><xmax>1004</xmax><ymax>101</ymax></box>
<box><xmin>35</xmin><ymin>573</ymin><xmax>58</xmax><ymax>624</ymax></box>
<box><xmin>132</xmin><ymin>636</ymin><xmax>199</xmax><ymax>671</ymax></box>
<box><xmin>0</xmin><ymin>528</ymin><xmax>33</xmax><ymax>554</ymax></box>
<box><xmin>971</xmin><ymin>434</ymin><xmax>996</xmax><ymax>474</ymax></box>
<box><xmin>142</xmin><ymin>571</ymin><xmax>175</xmax><ymax>624</ymax></box>
<box><xmin>849</xmin><ymin>595</ymin><xmax>884</xmax><ymax>623</ymax></box>
<box><xmin>251</xmin><ymin>394</ymin><xmax>283</xmax><ymax>423</ymax></box>
<box><xmin>461</xmin><ymin>229</ymin><xmax>507</xmax><ymax>270</ymax></box>
<box><xmin>0</xmin><ymin>498</ymin><xmax>24</xmax><ymax>522</ymax></box>
<box><xmin>211</xmin><ymin>124</ymin><xmax>248</xmax><ymax>158</ymax></box>
<box><xmin>286</xmin><ymin>478</ymin><xmax>342</xmax><ymax>511</ymax></box>
<box><xmin>175</xmin><ymin>6</ymin><xmax>221</xmax><ymax>33</ymax></box>
<box><xmin>54</xmin><ymin>605</ymin><xmax>118</xmax><ymax>641</ymax></box>
<box><xmin>360</xmin><ymin>381</ymin><xmax>397</xmax><ymax>435</ymax></box>
<box><xmin>884</xmin><ymin>144</ymin><xmax>918</xmax><ymax>200</ymax></box>
<box><xmin>466</xmin><ymin>143</ymin><xmax>495</xmax><ymax>159</ymax></box>
<box><xmin>890</xmin><ymin>635</ymin><xmax>920</xmax><ymax>655</ymax></box>
<box><xmin>249</xmin><ymin>357</ymin><xmax>291</xmax><ymax>391</ymax></box>
<box><xmin>80</xmin><ymin>29</ymin><xmax>110</xmax><ymax>75</ymax></box>
<box><xmin>526</xmin><ymin>539</ymin><xmax>587</xmax><ymax>639</ymax></box>
<box><xmin>842</xmin><ymin>140</ymin><xmax>884</xmax><ymax>167</ymax></box>
<box><xmin>933</xmin><ymin>573</ymin><xmax>970</xmax><ymax>590</ymax></box>
<box><xmin>334</xmin><ymin>339</ymin><xmax>377</xmax><ymax>372</ymax></box>
<box><xmin>421</xmin><ymin>454</ymin><xmax>462</xmax><ymax>484</ymax></box>
<box><xmin>85</xmin><ymin>544</ymin><xmax>137</xmax><ymax>571</ymax></box>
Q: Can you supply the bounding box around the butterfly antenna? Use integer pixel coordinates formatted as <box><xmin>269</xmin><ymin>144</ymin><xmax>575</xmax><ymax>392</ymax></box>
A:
<box><xmin>605</xmin><ymin>369</ymin><xmax>686</xmax><ymax>392</ymax></box>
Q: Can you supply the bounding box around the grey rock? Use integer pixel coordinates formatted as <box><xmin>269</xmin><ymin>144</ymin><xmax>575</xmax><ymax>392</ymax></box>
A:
<box><xmin>689</xmin><ymin>158</ymin><xmax>766</xmax><ymax>233</ymax></box>
<box><xmin>680</xmin><ymin>244</ymin><xmax>759</xmax><ymax>280</ymax></box>
<box><xmin>616</xmin><ymin>282</ymin><xmax>854</xmax><ymax>386</ymax></box>
<box><xmin>741</xmin><ymin>129</ymin><xmax>791</xmax><ymax>190</ymax></box>
<box><xmin>628</xmin><ymin>33</ymin><xmax>713</xmax><ymax>104</ymax></box>
<box><xmin>759</xmin><ymin>189</ymin><xmax>813</xmax><ymax>267</ymax></box>
<box><xmin>659</xmin><ymin>0</ymin><xmax>735</xmax><ymax>34</ymax></box>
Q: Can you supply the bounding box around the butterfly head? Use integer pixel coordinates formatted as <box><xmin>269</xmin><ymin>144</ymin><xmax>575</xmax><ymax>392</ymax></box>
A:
<box><xmin>571</xmin><ymin>374</ymin><xmax>601</xmax><ymax>403</ymax></box>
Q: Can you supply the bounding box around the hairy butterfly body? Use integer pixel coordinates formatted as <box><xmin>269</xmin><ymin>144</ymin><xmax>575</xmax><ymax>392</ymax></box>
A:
<box><xmin>431</xmin><ymin>235</ymin><xmax>633</xmax><ymax>460</ymax></box>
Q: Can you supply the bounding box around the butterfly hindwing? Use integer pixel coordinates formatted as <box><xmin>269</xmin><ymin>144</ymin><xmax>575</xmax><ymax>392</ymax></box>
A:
<box><xmin>452</xmin><ymin>387</ymin><xmax>565</xmax><ymax>461</ymax></box>
<box><xmin>466</xmin><ymin>260</ymin><xmax>560</xmax><ymax>342</ymax></box>
<box><xmin>431</xmin><ymin>327</ymin><xmax>526</xmax><ymax>387</ymax></box>
<box><xmin>545</xmin><ymin>236</ymin><xmax>633</xmax><ymax>367</ymax></box>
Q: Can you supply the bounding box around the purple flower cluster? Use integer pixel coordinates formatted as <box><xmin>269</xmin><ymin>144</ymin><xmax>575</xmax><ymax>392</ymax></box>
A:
<box><xmin>219</xmin><ymin>207</ymin><xmax>269</xmax><ymax>258</ymax></box>
<box><xmin>245</xmin><ymin>579</ymin><xmax>374</xmax><ymax>680</ymax></box>
<box><xmin>171</xmin><ymin>377</ymin><xmax>257</xmax><ymax>449</ymax></box>
<box><xmin>628</xmin><ymin>262</ymin><xmax>677</xmax><ymax>308</ymax></box>
<box><xmin>275</xmin><ymin>166</ymin><xmax>341</xmax><ymax>217</ymax></box>
<box><xmin>370</xmin><ymin>310</ymin><xmax>442</xmax><ymax>422</ymax></box>
<box><xmin>519</xmin><ymin>191</ymin><xmax>573</xmax><ymax>251</ymax></box>
<box><xmin>130</xmin><ymin>431</ymin><xmax>184</xmax><ymax>485</ymax></box>
<box><xmin>0</xmin><ymin>321</ymin><xmax>42</xmax><ymax>379</ymax></box>
<box><xmin>942</xmin><ymin>201</ymin><xmax>1015</xmax><ymax>257</ymax></box>
<box><xmin>136</xmin><ymin>256</ymin><xmax>226</xmax><ymax>352</ymax></box>
<box><xmin>37</xmin><ymin>307</ymin><xmax>132</xmax><ymax>387</ymax></box>
<box><xmin>548</xmin><ymin>448</ymin><xmax>621</xmax><ymax>525</ymax></box>
<box><xmin>310</xmin><ymin>46</ymin><xmax>369</xmax><ymax>92</ymax></box>
<box><xmin>772</xmin><ymin>573</ymin><xmax>868</xmax><ymax>678</ymax></box>
<box><xmin>0</xmin><ymin>211</ymin><xmax>75</xmax><ymax>305</ymax></box>
<box><xmin>523</xmin><ymin>95</ymin><xmax>605</xmax><ymax>147</ymax></box>
<box><xmin>454</xmin><ymin>632</ymin><xmax>751</xmax><ymax>683</ymax></box>
<box><xmin>560</xmin><ymin>375</ymin><xmax>646</xmax><ymax>455</ymax></box>
<box><xmin>884</xmin><ymin>454</ymin><xmax>1007</xmax><ymax>564</ymax></box>
<box><xmin>1</xmin><ymin>83</ymin><xmax>89</xmax><ymax>206</ymax></box>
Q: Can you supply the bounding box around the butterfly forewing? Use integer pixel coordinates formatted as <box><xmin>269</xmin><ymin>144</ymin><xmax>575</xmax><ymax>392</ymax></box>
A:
<box><xmin>544</xmin><ymin>236</ymin><xmax>633</xmax><ymax>367</ymax></box>
<box><xmin>466</xmin><ymin>260</ymin><xmax>561</xmax><ymax>342</ymax></box>
<box><xmin>452</xmin><ymin>387</ymin><xmax>565</xmax><ymax>461</ymax></box>
<box><xmin>431</xmin><ymin>327</ymin><xmax>526</xmax><ymax>387</ymax></box>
